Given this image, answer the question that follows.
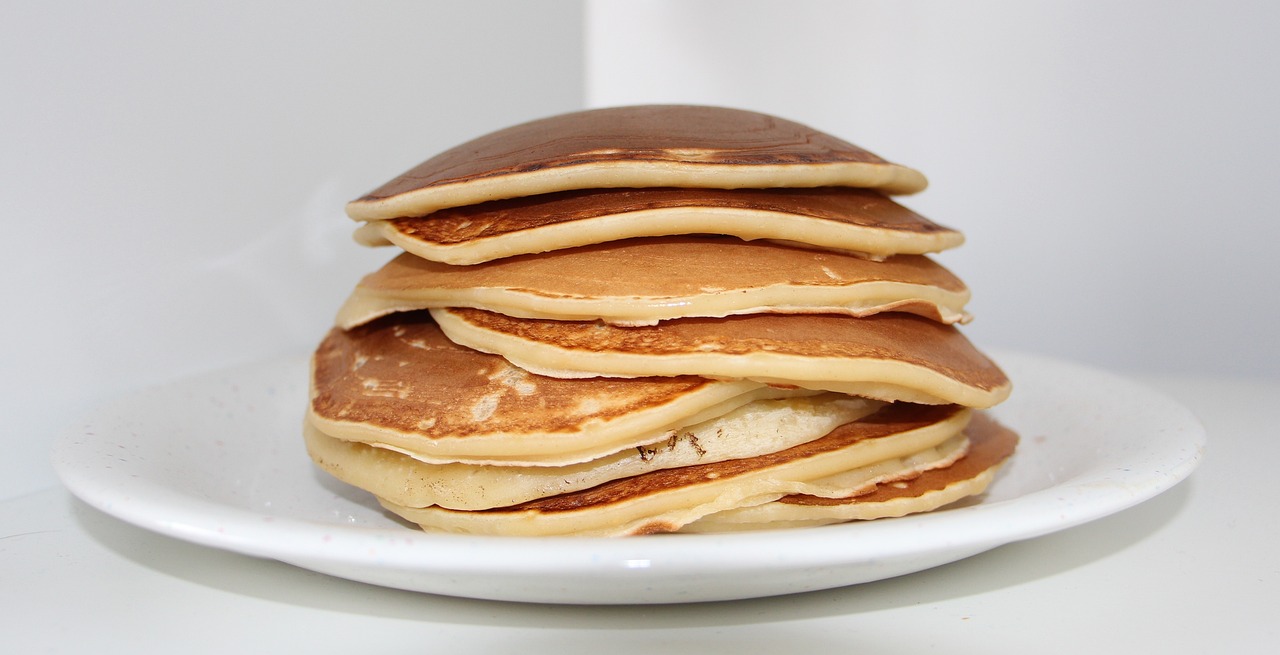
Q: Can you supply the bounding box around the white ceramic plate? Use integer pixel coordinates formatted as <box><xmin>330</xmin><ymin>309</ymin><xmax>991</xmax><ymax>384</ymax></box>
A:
<box><xmin>51</xmin><ymin>350</ymin><xmax>1204</xmax><ymax>604</ymax></box>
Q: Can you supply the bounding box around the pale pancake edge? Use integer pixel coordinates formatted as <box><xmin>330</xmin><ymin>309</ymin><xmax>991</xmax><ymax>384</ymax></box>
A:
<box><xmin>377</xmin><ymin>404</ymin><xmax>973</xmax><ymax>536</ymax></box>
<box><xmin>431</xmin><ymin>308</ymin><xmax>1012</xmax><ymax>408</ymax></box>
<box><xmin>304</xmin><ymin>394</ymin><xmax>883</xmax><ymax>510</ymax></box>
<box><xmin>336</xmin><ymin>239</ymin><xmax>971</xmax><ymax>328</ymax></box>
<box><xmin>355</xmin><ymin>187</ymin><xmax>959</xmax><ymax>263</ymax></box>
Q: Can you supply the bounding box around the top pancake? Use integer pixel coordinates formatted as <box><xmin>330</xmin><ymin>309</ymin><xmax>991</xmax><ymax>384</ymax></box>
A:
<box><xmin>346</xmin><ymin>105</ymin><xmax>928</xmax><ymax>221</ymax></box>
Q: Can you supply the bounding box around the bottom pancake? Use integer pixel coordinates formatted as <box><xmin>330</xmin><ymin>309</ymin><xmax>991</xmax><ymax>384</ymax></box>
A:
<box><xmin>684</xmin><ymin>412</ymin><xmax>1017</xmax><ymax>531</ymax></box>
<box><xmin>376</xmin><ymin>404</ymin><xmax>1010</xmax><ymax>537</ymax></box>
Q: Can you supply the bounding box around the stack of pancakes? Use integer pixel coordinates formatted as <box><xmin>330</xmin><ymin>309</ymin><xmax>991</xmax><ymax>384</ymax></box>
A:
<box><xmin>306</xmin><ymin>105</ymin><xmax>1018</xmax><ymax>537</ymax></box>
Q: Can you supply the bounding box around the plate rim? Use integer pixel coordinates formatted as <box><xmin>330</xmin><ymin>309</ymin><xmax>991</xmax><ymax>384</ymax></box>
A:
<box><xmin>50</xmin><ymin>348</ymin><xmax>1207</xmax><ymax>597</ymax></box>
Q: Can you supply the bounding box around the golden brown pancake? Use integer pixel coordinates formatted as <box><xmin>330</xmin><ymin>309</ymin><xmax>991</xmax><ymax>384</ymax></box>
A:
<box><xmin>304</xmin><ymin>393</ymin><xmax>883</xmax><ymax>510</ymax></box>
<box><xmin>685</xmin><ymin>412</ymin><xmax>1018</xmax><ymax>530</ymax></box>
<box><xmin>378</xmin><ymin>404</ymin><xmax>975</xmax><ymax>536</ymax></box>
<box><xmin>336</xmin><ymin>237</ymin><xmax>971</xmax><ymax>329</ymax></box>
<box><xmin>353</xmin><ymin>187</ymin><xmax>961</xmax><ymax>264</ymax></box>
<box><xmin>345</xmin><ymin>105</ymin><xmax>928</xmax><ymax>221</ymax></box>
<box><xmin>308</xmin><ymin>312</ymin><xmax>816</xmax><ymax>466</ymax></box>
<box><xmin>430</xmin><ymin>308</ymin><xmax>1012</xmax><ymax>408</ymax></box>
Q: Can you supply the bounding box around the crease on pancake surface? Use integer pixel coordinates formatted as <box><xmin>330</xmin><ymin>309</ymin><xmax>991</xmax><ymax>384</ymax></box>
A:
<box><xmin>353</xmin><ymin>187</ymin><xmax>960</xmax><ymax>264</ymax></box>
<box><xmin>346</xmin><ymin>105</ymin><xmax>927</xmax><ymax>221</ymax></box>
<box><xmin>430</xmin><ymin>308</ymin><xmax>1012</xmax><ymax>408</ymax></box>
<box><xmin>309</xmin><ymin>312</ymin><xmax>816</xmax><ymax>465</ymax></box>
<box><xmin>336</xmin><ymin>239</ymin><xmax>971</xmax><ymax>328</ymax></box>
<box><xmin>685</xmin><ymin>412</ymin><xmax>1019</xmax><ymax>531</ymax></box>
<box><xmin>304</xmin><ymin>394</ymin><xmax>882</xmax><ymax>510</ymax></box>
<box><xmin>378</xmin><ymin>404</ymin><xmax>971</xmax><ymax>537</ymax></box>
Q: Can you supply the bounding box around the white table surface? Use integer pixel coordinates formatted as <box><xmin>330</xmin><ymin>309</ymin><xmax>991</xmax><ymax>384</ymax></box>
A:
<box><xmin>3</xmin><ymin>372</ymin><xmax>1274</xmax><ymax>654</ymax></box>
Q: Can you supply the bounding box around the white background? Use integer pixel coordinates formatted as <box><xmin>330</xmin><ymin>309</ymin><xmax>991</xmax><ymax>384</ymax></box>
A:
<box><xmin>3</xmin><ymin>0</ymin><xmax>1277</xmax><ymax>497</ymax></box>
<box><xmin>0</xmin><ymin>1</ymin><xmax>583</xmax><ymax>498</ymax></box>
<box><xmin>588</xmin><ymin>0</ymin><xmax>1280</xmax><ymax>375</ymax></box>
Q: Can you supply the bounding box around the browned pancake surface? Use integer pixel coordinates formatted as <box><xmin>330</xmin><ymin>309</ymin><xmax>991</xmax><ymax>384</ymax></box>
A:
<box><xmin>354</xmin><ymin>106</ymin><xmax>912</xmax><ymax>206</ymax></box>
<box><xmin>387</xmin><ymin>187</ymin><xmax>955</xmax><ymax>246</ymax></box>
<box><xmin>444</xmin><ymin>309</ymin><xmax>1009</xmax><ymax>394</ymax></box>
<box><xmin>311</xmin><ymin>313</ymin><xmax>722</xmax><ymax>440</ymax></box>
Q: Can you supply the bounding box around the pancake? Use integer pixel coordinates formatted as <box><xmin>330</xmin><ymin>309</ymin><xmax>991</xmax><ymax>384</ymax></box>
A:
<box><xmin>684</xmin><ymin>412</ymin><xmax>1018</xmax><ymax>531</ymax></box>
<box><xmin>353</xmin><ymin>187</ymin><xmax>962</xmax><ymax>264</ymax></box>
<box><xmin>430</xmin><ymin>308</ymin><xmax>1012</xmax><ymax>408</ymax></box>
<box><xmin>309</xmin><ymin>312</ymin><xmax>818</xmax><ymax>466</ymax></box>
<box><xmin>336</xmin><ymin>237</ymin><xmax>971</xmax><ymax>329</ymax></box>
<box><xmin>345</xmin><ymin>105</ymin><xmax>928</xmax><ymax>221</ymax></box>
<box><xmin>304</xmin><ymin>393</ymin><xmax>882</xmax><ymax>510</ymax></box>
<box><xmin>378</xmin><ymin>404</ymin><xmax>974</xmax><ymax>536</ymax></box>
